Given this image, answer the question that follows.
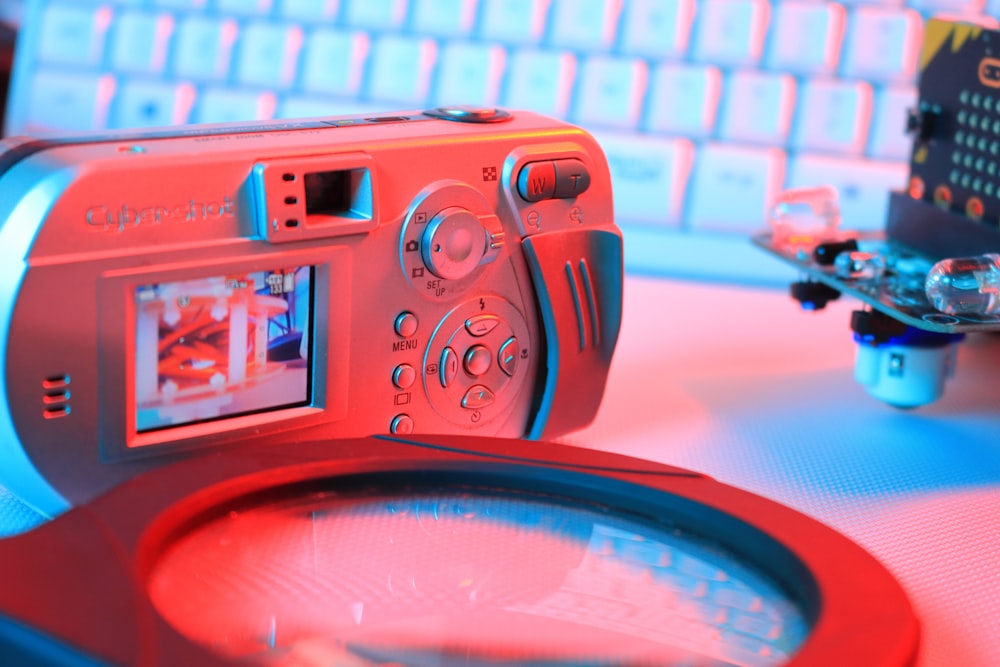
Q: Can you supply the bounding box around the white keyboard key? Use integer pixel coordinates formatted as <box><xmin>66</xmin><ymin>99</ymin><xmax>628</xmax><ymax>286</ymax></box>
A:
<box><xmin>411</xmin><ymin>0</ymin><xmax>478</xmax><ymax>36</ymax></box>
<box><xmin>343</xmin><ymin>0</ymin><xmax>408</xmax><ymax>29</ymax></box>
<box><xmin>172</xmin><ymin>16</ymin><xmax>238</xmax><ymax>80</ymax></box>
<box><xmin>619</xmin><ymin>0</ymin><xmax>695</xmax><ymax>59</ymax></box>
<box><xmin>573</xmin><ymin>56</ymin><xmax>647</xmax><ymax>129</ymax></box>
<box><xmin>300</xmin><ymin>29</ymin><xmax>369</xmax><ymax>95</ymax></box>
<box><xmin>110</xmin><ymin>11</ymin><xmax>174</xmax><ymax>74</ymax></box>
<box><xmin>478</xmin><ymin>0</ymin><xmax>548</xmax><ymax>44</ymax></box>
<box><xmin>366</xmin><ymin>35</ymin><xmax>437</xmax><ymax>103</ymax></box>
<box><xmin>152</xmin><ymin>0</ymin><xmax>208</xmax><ymax>7</ymax></box>
<box><xmin>868</xmin><ymin>84</ymin><xmax>917</xmax><ymax>160</ymax></box>
<box><xmin>434</xmin><ymin>42</ymin><xmax>506</xmax><ymax>106</ymax></box>
<box><xmin>787</xmin><ymin>154</ymin><xmax>907</xmax><ymax>230</ymax></box>
<box><xmin>687</xmin><ymin>143</ymin><xmax>787</xmax><ymax>232</ymax></box>
<box><xmin>235</xmin><ymin>22</ymin><xmax>304</xmax><ymax>88</ymax></box>
<box><xmin>217</xmin><ymin>0</ymin><xmax>274</xmax><ymax>13</ymax></box>
<box><xmin>112</xmin><ymin>80</ymin><xmax>195</xmax><ymax>128</ymax></box>
<box><xmin>548</xmin><ymin>0</ymin><xmax>622</xmax><ymax>50</ymax></box>
<box><xmin>595</xmin><ymin>131</ymin><xmax>694</xmax><ymax>226</ymax></box>
<box><xmin>930</xmin><ymin>13</ymin><xmax>998</xmax><ymax>29</ymax></box>
<box><xmin>644</xmin><ymin>63</ymin><xmax>722</xmax><ymax>137</ymax></box>
<box><xmin>503</xmin><ymin>49</ymin><xmax>576</xmax><ymax>118</ymax></box>
<box><xmin>280</xmin><ymin>0</ymin><xmax>338</xmax><ymax>20</ymax></box>
<box><xmin>26</xmin><ymin>70</ymin><xmax>115</xmax><ymax>132</ymax></box>
<box><xmin>718</xmin><ymin>71</ymin><xmax>796</xmax><ymax>145</ymax></box>
<box><xmin>38</xmin><ymin>4</ymin><xmax>112</xmax><ymax>66</ymax></box>
<box><xmin>195</xmin><ymin>89</ymin><xmax>276</xmax><ymax>123</ymax></box>
<box><xmin>910</xmin><ymin>0</ymin><xmax>984</xmax><ymax>10</ymax></box>
<box><xmin>691</xmin><ymin>0</ymin><xmax>770</xmax><ymax>66</ymax></box>
<box><xmin>841</xmin><ymin>7</ymin><xmax>923</xmax><ymax>82</ymax></box>
<box><xmin>766</xmin><ymin>2</ymin><xmax>847</xmax><ymax>74</ymax></box>
<box><xmin>793</xmin><ymin>79</ymin><xmax>873</xmax><ymax>155</ymax></box>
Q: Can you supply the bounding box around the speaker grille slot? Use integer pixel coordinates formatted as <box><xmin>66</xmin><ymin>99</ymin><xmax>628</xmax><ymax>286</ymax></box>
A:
<box><xmin>43</xmin><ymin>405</ymin><xmax>71</xmax><ymax>420</ymax></box>
<box><xmin>42</xmin><ymin>374</ymin><xmax>70</xmax><ymax>389</ymax></box>
<box><xmin>41</xmin><ymin>374</ymin><xmax>71</xmax><ymax>419</ymax></box>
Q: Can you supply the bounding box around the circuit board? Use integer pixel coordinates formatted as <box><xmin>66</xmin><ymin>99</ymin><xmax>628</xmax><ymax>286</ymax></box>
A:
<box><xmin>752</xmin><ymin>228</ymin><xmax>1000</xmax><ymax>334</ymax></box>
<box><xmin>755</xmin><ymin>19</ymin><xmax>1000</xmax><ymax>334</ymax></box>
<box><xmin>906</xmin><ymin>20</ymin><xmax>1000</xmax><ymax>224</ymax></box>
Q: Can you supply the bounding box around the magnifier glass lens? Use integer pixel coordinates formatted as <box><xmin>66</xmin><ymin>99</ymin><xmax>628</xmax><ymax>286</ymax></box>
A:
<box><xmin>148</xmin><ymin>487</ymin><xmax>809</xmax><ymax>666</ymax></box>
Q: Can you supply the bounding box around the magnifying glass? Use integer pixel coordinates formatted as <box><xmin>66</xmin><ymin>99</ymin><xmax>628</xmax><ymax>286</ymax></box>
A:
<box><xmin>0</xmin><ymin>434</ymin><xmax>919</xmax><ymax>666</ymax></box>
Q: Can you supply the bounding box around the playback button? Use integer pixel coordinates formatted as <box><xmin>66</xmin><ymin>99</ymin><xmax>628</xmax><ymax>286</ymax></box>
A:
<box><xmin>517</xmin><ymin>159</ymin><xmax>591</xmax><ymax>202</ymax></box>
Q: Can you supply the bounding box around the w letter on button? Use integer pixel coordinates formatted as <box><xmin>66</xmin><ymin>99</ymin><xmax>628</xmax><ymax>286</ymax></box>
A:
<box><xmin>517</xmin><ymin>161</ymin><xmax>557</xmax><ymax>201</ymax></box>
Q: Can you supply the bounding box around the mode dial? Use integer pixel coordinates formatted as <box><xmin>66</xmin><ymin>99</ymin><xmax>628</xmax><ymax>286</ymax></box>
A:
<box><xmin>421</xmin><ymin>207</ymin><xmax>488</xmax><ymax>281</ymax></box>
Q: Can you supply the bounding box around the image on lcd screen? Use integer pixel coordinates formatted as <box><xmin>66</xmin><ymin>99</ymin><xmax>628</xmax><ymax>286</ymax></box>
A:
<box><xmin>134</xmin><ymin>267</ymin><xmax>312</xmax><ymax>433</ymax></box>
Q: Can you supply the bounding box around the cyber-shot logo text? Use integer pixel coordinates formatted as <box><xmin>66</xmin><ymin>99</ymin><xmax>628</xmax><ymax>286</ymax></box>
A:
<box><xmin>85</xmin><ymin>197</ymin><xmax>236</xmax><ymax>232</ymax></box>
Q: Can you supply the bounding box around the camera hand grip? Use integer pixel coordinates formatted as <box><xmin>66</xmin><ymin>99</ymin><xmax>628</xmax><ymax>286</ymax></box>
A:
<box><xmin>522</xmin><ymin>228</ymin><xmax>623</xmax><ymax>439</ymax></box>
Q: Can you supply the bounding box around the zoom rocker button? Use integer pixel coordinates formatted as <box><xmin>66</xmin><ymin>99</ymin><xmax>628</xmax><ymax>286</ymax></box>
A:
<box><xmin>461</xmin><ymin>385</ymin><xmax>496</xmax><ymax>409</ymax></box>
<box><xmin>553</xmin><ymin>159</ymin><xmax>591</xmax><ymax>198</ymax></box>
<box><xmin>518</xmin><ymin>159</ymin><xmax>591</xmax><ymax>201</ymax></box>
<box><xmin>465</xmin><ymin>314</ymin><xmax>500</xmax><ymax>337</ymax></box>
<box><xmin>498</xmin><ymin>336</ymin><xmax>518</xmax><ymax>376</ymax></box>
<box><xmin>440</xmin><ymin>347</ymin><xmax>459</xmax><ymax>388</ymax></box>
<box><xmin>517</xmin><ymin>161</ymin><xmax>557</xmax><ymax>202</ymax></box>
<box><xmin>464</xmin><ymin>345</ymin><xmax>492</xmax><ymax>377</ymax></box>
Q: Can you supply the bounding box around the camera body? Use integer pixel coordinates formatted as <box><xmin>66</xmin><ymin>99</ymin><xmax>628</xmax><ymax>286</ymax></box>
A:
<box><xmin>0</xmin><ymin>108</ymin><xmax>622</xmax><ymax>515</ymax></box>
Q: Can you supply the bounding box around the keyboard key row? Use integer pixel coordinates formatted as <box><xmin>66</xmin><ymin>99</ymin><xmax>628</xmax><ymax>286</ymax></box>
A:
<box><xmin>19</xmin><ymin>70</ymin><xmax>906</xmax><ymax>237</ymax></box>
<box><xmin>34</xmin><ymin>0</ymin><xmax>927</xmax><ymax>80</ymax></box>
<box><xmin>597</xmin><ymin>132</ymin><xmax>907</xmax><ymax>232</ymax></box>
<box><xmin>22</xmin><ymin>49</ymin><xmax>913</xmax><ymax>159</ymax></box>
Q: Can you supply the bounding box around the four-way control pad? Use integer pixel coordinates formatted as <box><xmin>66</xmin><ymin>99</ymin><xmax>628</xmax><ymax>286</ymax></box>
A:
<box><xmin>424</xmin><ymin>296</ymin><xmax>531</xmax><ymax>428</ymax></box>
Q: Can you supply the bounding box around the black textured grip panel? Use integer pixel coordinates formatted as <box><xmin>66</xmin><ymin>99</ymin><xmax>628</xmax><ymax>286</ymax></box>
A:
<box><xmin>522</xmin><ymin>228</ymin><xmax>623</xmax><ymax>439</ymax></box>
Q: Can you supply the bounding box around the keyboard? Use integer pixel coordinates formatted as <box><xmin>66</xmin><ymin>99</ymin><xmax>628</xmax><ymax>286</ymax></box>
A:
<box><xmin>5</xmin><ymin>0</ymin><xmax>996</xmax><ymax>285</ymax></box>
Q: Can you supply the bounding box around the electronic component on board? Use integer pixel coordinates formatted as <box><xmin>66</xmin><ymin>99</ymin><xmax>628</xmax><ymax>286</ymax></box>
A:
<box><xmin>925</xmin><ymin>253</ymin><xmax>1000</xmax><ymax>315</ymax></box>
<box><xmin>754</xmin><ymin>19</ymin><xmax>1000</xmax><ymax>408</ymax></box>
<box><xmin>0</xmin><ymin>107</ymin><xmax>623</xmax><ymax>515</ymax></box>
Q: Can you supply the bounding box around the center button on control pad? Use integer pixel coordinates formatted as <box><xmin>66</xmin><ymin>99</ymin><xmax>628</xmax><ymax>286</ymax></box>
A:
<box><xmin>464</xmin><ymin>345</ymin><xmax>492</xmax><ymax>377</ymax></box>
<box><xmin>424</xmin><ymin>296</ymin><xmax>531</xmax><ymax>427</ymax></box>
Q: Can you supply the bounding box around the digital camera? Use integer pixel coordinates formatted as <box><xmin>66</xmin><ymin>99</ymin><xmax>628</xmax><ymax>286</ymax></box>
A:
<box><xmin>0</xmin><ymin>107</ymin><xmax>623</xmax><ymax>516</ymax></box>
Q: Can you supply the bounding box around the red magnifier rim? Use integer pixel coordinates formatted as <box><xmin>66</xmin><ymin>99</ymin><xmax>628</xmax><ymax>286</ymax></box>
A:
<box><xmin>0</xmin><ymin>434</ymin><xmax>919</xmax><ymax>667</ymax></box>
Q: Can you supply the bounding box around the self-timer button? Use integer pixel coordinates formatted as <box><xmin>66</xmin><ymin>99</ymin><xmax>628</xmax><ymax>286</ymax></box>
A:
<box><xmin>517</xmin><ymin>159</ymin><xmax>591</xmax><ymax>202</ymax></box>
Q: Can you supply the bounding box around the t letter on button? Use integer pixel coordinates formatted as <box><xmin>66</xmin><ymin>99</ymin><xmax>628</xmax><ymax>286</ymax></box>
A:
<box><xmin>554</xmin><ymin>159</ymin><xmax>591</xmax><ymax>197</ymax></box>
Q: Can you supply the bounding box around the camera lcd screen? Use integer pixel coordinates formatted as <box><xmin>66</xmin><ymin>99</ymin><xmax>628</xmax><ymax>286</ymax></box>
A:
<box><xmin>134</xmin><ymin>267</ymin><xmax>313</xmax><ymax>433</ymax></box>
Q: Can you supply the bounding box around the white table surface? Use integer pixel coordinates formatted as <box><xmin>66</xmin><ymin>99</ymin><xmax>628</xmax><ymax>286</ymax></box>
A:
<box><xmin>559</xmin><ymin>275</ymin><xmax>1000</xmax><ymax>667</ymax></box>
